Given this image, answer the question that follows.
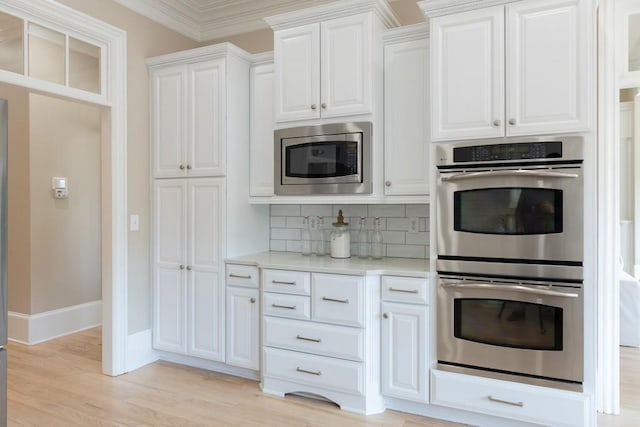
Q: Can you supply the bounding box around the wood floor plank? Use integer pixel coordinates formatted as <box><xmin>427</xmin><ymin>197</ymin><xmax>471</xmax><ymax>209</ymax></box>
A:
<box><xmin>6</xmin><ymin>327</ymin><xmax>640</xmax><ymax>426</ymax></box>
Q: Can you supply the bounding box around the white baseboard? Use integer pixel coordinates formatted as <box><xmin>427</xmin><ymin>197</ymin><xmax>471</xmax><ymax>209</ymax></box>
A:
<box><xmin>126</xmin><ymin>328</ymin><xmax>159</xmax><ymax>372</ymax></box>
<box><xmin>8</xmin><ymin>300</ymin><xmax>102</xmax><ymax>345</ymax></box>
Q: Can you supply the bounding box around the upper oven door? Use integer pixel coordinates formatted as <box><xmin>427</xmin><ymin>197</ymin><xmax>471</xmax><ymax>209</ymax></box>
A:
<box><xmin>281</xmin><ymin>133</ymin><xmax>362</xmax><ymax>185</ymax></box>
<box><xmin>437</xmin><ymin>165</ymin><xmax>583</xmax><ymax>264</ymax></box>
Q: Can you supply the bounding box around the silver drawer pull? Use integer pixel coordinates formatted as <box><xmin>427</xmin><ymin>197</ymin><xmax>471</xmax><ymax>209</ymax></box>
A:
<box><xmin>296</xmin><ymin>335</ymin><xmax>321</xmax><ymax>343</ymax></box>
<box><xmin>296</xmin><ymin>367</ymin><xmax>321</xmax><ymax>376</ymax></box>
<box><xmin>389</xmin><ymin>287</ymin><xmax>419</xmax><ymax>294</ymax></box>
<box><xmin>272</xmin><ymin>280</ymin><xmax>296</xmax><ymax>286</ymax></box>
<box><xmin>488</xmin><ymin>396</ymin><xmax>524</xmax><ymax>407</ymax></box>
<box><xmin>271</xmin><ymin>303</ymin><xmax>296</xmax><ymax>310</ymax></box>
<box><xmin>229</xmin><ymin>273</ymin><xmax>252</xmax><ymax>279</ymax></box>
<box><xmin>322</xmin><ymin>296</ymin><xmax>349</xmax><ymax>304</ymax></box>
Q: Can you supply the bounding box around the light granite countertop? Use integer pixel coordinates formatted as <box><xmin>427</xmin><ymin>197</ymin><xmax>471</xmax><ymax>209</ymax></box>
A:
<box><xmin>225</xmin><ymin>251</ymin><xmax>429</xmax><ymax>277</ymax></box>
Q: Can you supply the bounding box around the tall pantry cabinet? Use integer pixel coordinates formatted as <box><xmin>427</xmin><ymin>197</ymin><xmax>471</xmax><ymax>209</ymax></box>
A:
<box><xmin>148</xmin><ymin>43</ymin><xmax>269</xmax><ymax>370</ymax></box>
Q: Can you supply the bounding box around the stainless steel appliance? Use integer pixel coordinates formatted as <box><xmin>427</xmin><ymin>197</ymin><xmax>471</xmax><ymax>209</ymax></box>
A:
<box><xmin>437</xmin><ymin>274</ymin><xmax>583</xmax><ymax>389</ymax></box>
<box><xmin>436</xmin><ymin>136</ymin><xmax>583</xmax><ymax>281</ymax></box>
<box><xmin>274</xmin><ymin>122</ymin><xmax>372</xmax><ymax>195</ymax></box>
<box><xmin>435</xmin><ymin>137</ymin><xmax>584</xmax><ymax>390</ymax></box>
<box><xmin>0</xmin><ymin>99</ymin><xmax>8</xmax><ymax>425</ymax></box>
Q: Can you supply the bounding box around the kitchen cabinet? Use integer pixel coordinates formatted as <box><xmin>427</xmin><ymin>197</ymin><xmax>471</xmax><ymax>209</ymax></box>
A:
<box><xmin>261</xmin><ymin>269</ymin><xmax>384</xmax><ymax>414</ymax></box>
<box><xmin>380</xmin><ymin>276</ymin><xmax>428</xmax><ymax>403</ymax></box>
<box><xmin>153</xmin><ymin>178</ymin><xmax>225</xmax><ymax>361</ymax></box>
<box><xmin>225</xmin><ymin>264</ymin><xmax>260</xmax><ymax>370</ymax></box>
<box><xmin>150</xmin><ymin>58</ymin><xmax>226</xmax><ymax>177</ymax></box>
<box><xmin>273</xmin><ymin>14</ymin><xmax>372</xmax><ymax>122</ymax></box>
<box><xmin>249</xmin><ymin>54</ymin><xmax>274</xmax><ymax>197</ymax></box>
<box><xmin>383</xmin><ymin>25</ymin><xmax>430</xmax><ymax>196</ymax></box>
<box><xmin>430</xmin><ymin>0</ymin><xmax>591</xmax><ymax>141</ymax></box>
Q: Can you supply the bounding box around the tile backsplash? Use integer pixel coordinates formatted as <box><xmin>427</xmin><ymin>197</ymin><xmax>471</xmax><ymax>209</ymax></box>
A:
<box><xmin>270</xmin><ymin>204</ymin><xmax>429</xmax><ymax>259</ymax></box>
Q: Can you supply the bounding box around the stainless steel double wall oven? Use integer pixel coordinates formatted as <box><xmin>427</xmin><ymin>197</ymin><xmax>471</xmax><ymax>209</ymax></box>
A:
<box><xmin>435</xmin><ymin>136</ymin><xmax>584</xmax><ymax>390</ymax></box>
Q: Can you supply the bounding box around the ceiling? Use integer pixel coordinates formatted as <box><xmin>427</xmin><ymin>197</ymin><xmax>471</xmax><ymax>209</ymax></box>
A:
<box><xmin>112</xmin><ymin>0</ymin><xmax>421</xmax><ymax>42</ymax></box>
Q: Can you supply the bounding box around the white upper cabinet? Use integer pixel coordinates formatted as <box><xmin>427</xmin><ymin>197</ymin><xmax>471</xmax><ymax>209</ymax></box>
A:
<box><xmin>430</xmin><ymin>0</ymin><xmax>590</xmax><ymax>141</ymax></box>
<box><xmin>249</xmin><ymin>57</ymin><xmax>275</xmax><ymax>197</ymax></box>
<box><xmin>273</xmin><ymin>14</ymin><xmax>373</xmax><ymax>122</ymax></box>
<box><xmin>383</xmin><ymin>26</ymin><xmax>430</xmax><ymax>196</ymax></box>
<box><xmin>151</xmin><ymin>58</ymin><xmax>226</xmax><ymax>177</ymax></box>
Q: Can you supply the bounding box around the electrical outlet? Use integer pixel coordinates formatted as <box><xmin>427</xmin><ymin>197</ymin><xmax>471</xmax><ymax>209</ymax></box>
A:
<box><xmin>309</xmin><ymin>216</ymin><xmax>318</xmax><ymax>230</ymax></box>
<box><xmin>408</xmin><ymin>217</ymin><xmax>419</xmax><ymax>234</ymax></box>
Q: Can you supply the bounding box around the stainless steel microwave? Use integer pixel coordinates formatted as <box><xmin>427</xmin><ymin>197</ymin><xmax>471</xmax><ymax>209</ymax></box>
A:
<box><xmin>274</xmin><ymin>122</ymin><xmax>372</xmax><ymax>195</ymax></box>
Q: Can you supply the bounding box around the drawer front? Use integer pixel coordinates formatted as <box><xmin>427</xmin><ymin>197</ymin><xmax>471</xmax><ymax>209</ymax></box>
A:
<box><xmin>264</xmin><ymin>292</ymin><xmax>310</xmax><ymax>320</ymax></box>
<box><xmin>312</xmin><ymin>273</ymin><xmax>364</xmax><ymax>327</ymax></box>
<box><xmin>225</xmin><ymin>264</ymin><xmax>259</xmax><ymax>288</ymax></box>
<box><xmin>264</xmin><ymin>316</ymin><xmax>364</xmax><ymax>361</ymax></box>
<box><xmin>382</xmin><ymin>276</ymin><xmax>428</xmax><ymax>304</ymax></box>
<box><xmin>431</xmin><ymin>370</ymin><xmax>588</xmax><ymax>427</ymax></box>
<box><xmin>264</xmin><ymin>347</ymin><xmax>364</xmax><ymax>396</ymax></box>
<box><xmin>263</xmin><ymin>269</ymin><xmax>311</xmax><ymax>295</ymax></box>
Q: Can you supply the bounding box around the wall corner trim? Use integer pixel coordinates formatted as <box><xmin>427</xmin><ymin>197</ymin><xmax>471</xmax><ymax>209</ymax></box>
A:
<box><xmin>126</xmin><ymin>329</ymin><xmax>159</xmax><ymax>372</ymax></box>
<box><xmin>8</xmin><ymin>300</ymin><xmax>102</xmax><ymax>345</ymax></box>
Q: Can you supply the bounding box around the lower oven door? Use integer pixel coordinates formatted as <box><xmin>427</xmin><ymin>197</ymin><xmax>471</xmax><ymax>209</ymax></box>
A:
<box><xmin>437</xmin><ymin>275</ymin><xmax>583</xmax><ymax>384</ymax></box>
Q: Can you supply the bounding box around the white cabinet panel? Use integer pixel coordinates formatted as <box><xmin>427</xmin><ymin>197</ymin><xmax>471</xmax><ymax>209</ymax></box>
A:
<box><xmin>249</xmin><ymin>62</ymin><xmax>275</xmax><ymax>196</ymax></box>
<box><xmin>189</xmin><ymin>270</ymin><xmax>224</xmax><ymax>361</ymax></box>
<box><xmin>226</xmin><ymin>286</ymin><xmax>259</xmax><ymax>370</ymax></box>
<box><xmin>154</xmin><ymin>180</ymin><xmax>187</xmax><ymax>266</ymax></box>
<box><xmin>189</xmin><ymin>179</ymin><xmax>224</xmax><ymax>270</ymax></box>
<box><xmin>312</xmin><ymin>273</ymin><xmax>364</xmax><ymax>327</ymax></box>
<box><xmin>153</xmin><ymin>267</ymin><xmax>186</xmax><ymax>353</ymax></box>
<box><xmin>152</xmin><ymin>65</ymin><xmax>185</xmax><ymax>178</ymax></box>
<box><xmin>263</xmin><ymin>269</ymin><xmax>311</xmax><ymax>295</ymax></box>
<box><xmin>381</xmin><ymin>302</ymin><xmax>427</xmax><ymax>403</ymax></box>
<box><xmin>384</xmin><ymin>37</ymin><xmax>430</xmax><ymax>195</ymax></box>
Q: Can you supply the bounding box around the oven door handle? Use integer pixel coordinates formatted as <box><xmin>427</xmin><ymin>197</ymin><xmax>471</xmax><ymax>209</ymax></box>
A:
<box><xmin>441</xmin><ymin>282</ymin><xmax>579</xmax><ymax>298</ymax></box>
<box><xmin>440</xmin><ymin>170</ymin><xmax>579</xmax><ymax>181</ymax></box>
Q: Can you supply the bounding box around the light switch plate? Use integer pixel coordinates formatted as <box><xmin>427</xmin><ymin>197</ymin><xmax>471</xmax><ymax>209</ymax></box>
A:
<box><xmin>130</xmin><ymin>214</ymin><xmax>140</xmax><ymax>231</ymax></box>
<box><xmin>408</xmin><ymin>217</ymin><xmax>419</xmax><ymax>234</ymax></box>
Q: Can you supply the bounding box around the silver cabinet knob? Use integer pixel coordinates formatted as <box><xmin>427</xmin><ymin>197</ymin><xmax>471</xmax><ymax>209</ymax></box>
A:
<box><xmin>186</xmin><ymin>164</ymin><xmax>192</xmax><ymax>170</ymax></box>
<box><xmin>383</xmin><ymin>313</ymin><xmax>389</xmax><ymax>319</ymax></box>
<box><xmin>321</xmin><ymin>102</ymin><xmax>327</xmax><ymax>109</ymax></box>
<box><xmin>385</xmin><ymin>181</ymin><xmax>391</xmax><ymax>187</ymax></box>
<box><xmin>509</xmin><ymin>118</ymin><xmax>517</xmax><ymax>125</ymax></box>
<box><xmin>493</xmin><ymin>119</ymin><xmax>501</xmax><ymax>127</ymax></box>
<box><xmin>179</xmin><ymin>164</ymin><xmax>185</xmax><ymax>170</ymax></box>
<box><xmin>250</xmin><ymin>297</ymin><xmax>256</xmax><ymax>303</ymax></box>
<box><xmin>311</xmin><ymin>104</ymin><xmax>317</xmax><ymax>110</ymax></box>
<box><xmin>179</xmin><ymin>265</ymin><xmax>185</xmax><ymax>270</ymax></box>
<box><xmin>186</xmin><ymin>265</ymin><xmax>192</xmax><ymax>271</ymax></box>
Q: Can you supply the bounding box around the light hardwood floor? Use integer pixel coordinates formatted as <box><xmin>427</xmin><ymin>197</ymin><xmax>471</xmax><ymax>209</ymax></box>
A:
<box><xmin>5</xmin><ymin>327</ymin><xmax>640</xmax><ymax>426</ymax></box>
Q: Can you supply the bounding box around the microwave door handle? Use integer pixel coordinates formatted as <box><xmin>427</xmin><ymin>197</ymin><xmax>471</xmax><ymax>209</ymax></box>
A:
<box><xmin>441</xmin><ymin>282</ymin><xmax>579</xmax><ymax>298</ymax></box>
<box><xmin>440</xmin><ymin>170</ymin><xmax>579</xmax><ymax>181</ymax></box>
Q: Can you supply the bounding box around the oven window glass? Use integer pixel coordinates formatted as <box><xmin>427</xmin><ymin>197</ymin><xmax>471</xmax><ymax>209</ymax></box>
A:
<box><xmin>454</xmin><ymin>187</ymin><xmax>562</xmax><ymax>235</ymax></box>
<box><xmin>454</xmin><ymin>298</ymin><xmax>563</xmax><ymax>350</ymax></box>
<box><xmin>285</xmin><ymin>141</ymin><xmax>359</xmax><ymax>178</ymax></box>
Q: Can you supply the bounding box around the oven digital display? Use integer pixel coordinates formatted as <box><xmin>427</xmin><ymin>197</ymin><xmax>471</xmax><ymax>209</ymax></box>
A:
<box><xmin>454</xmin><ymin>298</ymin><xmax>563</xmax><ymax>351</ymax></box>
<box><xmin>453</xmin><ymin>142</ymin><xmax>563</xmax><ymax>162</ymax></box>
<box><xmin>454</xmin><ymin>187</ymin><xmax>563</xmax><ymax>235</ymax></box>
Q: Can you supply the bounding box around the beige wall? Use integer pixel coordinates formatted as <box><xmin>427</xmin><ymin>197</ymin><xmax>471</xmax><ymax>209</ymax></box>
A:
<box><xmin>29</xmin><ymin>94</ymin><xmax>102</xmax><ymax>313</ymax></box>
<box><xmin>0</xmin><ymin>83</ymin><xmax>30</xmax><ymax>314</ymax></box>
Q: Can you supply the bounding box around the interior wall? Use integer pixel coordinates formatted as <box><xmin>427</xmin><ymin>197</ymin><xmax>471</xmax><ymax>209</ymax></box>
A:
<box><xmin>0</xmin><ymin>83</ymin><xmax>30</xmax><ymax>314</ymax></box>
<box><xmin>54</xmin><ymin>0</ymin><xmax>201</xmax><ymax>334</ymax></box>
<box><xmin>28</xmin><ymin>94</ymin><xmax>102</xmax><ymax>313</ymax></box>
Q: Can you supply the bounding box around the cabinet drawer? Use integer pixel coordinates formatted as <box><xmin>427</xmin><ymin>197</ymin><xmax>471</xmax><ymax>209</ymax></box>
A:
<box><xmin>263</xmin><ymin>269</ymin><xmax>311</xmax><ymax>295</ymax></box>
<box><xmin>382</xmin><ymin>276</ymin><xmax>428</xmax><ymax>304</ymax></box>
<box><xmin>264</xmin><ymin>292</ymin><xmax>310</xmax><ymax>320</ymax></box>
<box><xmin>264</xmin><ymin>347</ymin><xmax>364</xmax><ymax>396</ymax></box>
<box><xmin>225</xmin><ymin>264</ymin><xmax>259</xmax><ymax>288</ymax></box>
<box><xmin>431</xmin><ymin>370</ymin><xmax>588</xmax><ymax>427</ymax></box>
<box><xmin>312</xmin><ymin>273</ymin><xmax>364</xmax><ymax>327</ymax></box>
<box><xmin>264</xmin><ymin>316</ymin><xmax>364</xmax><ymax>362</ymax></box>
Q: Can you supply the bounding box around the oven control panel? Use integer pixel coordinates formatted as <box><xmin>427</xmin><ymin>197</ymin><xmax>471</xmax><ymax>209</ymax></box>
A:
<box><xmin>453</xmin><ymin>142</ymin><xmax>563</xmax><ymax>163</ymax></box>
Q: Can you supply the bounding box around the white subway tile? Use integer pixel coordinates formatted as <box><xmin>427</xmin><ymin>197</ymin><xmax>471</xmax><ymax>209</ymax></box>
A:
<box><xmin>386</xmin><ymin>244</ymin><xmax>426</xmax><ymax>259</ymax></box>
<box><xmin>270</xmin><ymin>240</ymin><xmax>286</xmax><ymax>251</ymax></box>
<box><xmin>286</xmin><ymin>240</ymin><xmax>302</xmax><ymax>253</ymax></box>
<box><xmin>419</xmin><ymin>218</ymin><xmax>429</xmax><ymax>232</ymax></box>
<box><xmin>406</xmin><ymin>204</ymin><xmax>429</xmax><ymax>217</ymax></box>
<box><xmin>301</xmin><ymin>205</ymin><xmax>333</xmax><ymax>217</ymax></box>
<box><xmin>383</xmin><ymin>231</ymin><xmax>406</xmax><ymax>244</ymax></box>
<box><xmin>271</xmin><ymin>228</ymin><xmax>300</xmax><ymax>240</ymax></box>
<box><xmin>271</xmin><ymin>204</ymin><xmax>301</xmax><ymax>216</ymax></box>
<box><xmin>270</xmin><ymin>216</ymin><xmax>285</xmax><ymax>228</ymax></box>
<box><xmin>367</xmin><ymin>204</ymin><xmax>406</xmax><ymax>217</ymax></box>
<box><xmin>387</xmin><ymin>217</ymin><xmax>410</xmax><ymax>231</ymax></box>
<box><xmin>333</xmin><ymin>204</ymin><xmax>367</xmax><ymax>218</ymax></box>
<box><xmin>286</xmin><ymin>216</ymin><xmax>304</xmax><ymax>229</ymax></box>
<box><xmin>406</xmin><ymin>231</ymin><xmax>429</xmax><ymax>245</ymax></box>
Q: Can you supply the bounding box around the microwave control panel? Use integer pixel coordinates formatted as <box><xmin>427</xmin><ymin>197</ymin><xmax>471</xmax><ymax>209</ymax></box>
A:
<box><xmin>453</xmin><ymin>141</ymin><xmax>563</xmax><ymax>163</ymax></box>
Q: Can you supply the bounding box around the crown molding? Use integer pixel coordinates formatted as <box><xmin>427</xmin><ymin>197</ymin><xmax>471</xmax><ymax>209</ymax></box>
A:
<box><xmin>251</xmin><ymin>51</ymin><xmax>274</xmax><ymax>66</ymax></box>
<box><xmin>146</xmin><ymin>41</ymin><xmax>252</xmax><ymax>67</ymax></box>
<box><xmin>418</xmin><ymin>0</ymin><xmax>518</xmax><ymax>18</ymax></box>
<box><xmin>382</xmin><ymin>22</ymin><xmax>429</xmax><ymax>43</ymax></box>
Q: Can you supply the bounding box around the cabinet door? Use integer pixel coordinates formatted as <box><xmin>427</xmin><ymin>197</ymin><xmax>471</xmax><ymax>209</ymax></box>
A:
<box><xmin>384</xmin><ymin>38</ymin><xmax>430</xmax><ymax>196</ymax></box>
<box><xmin>187</xmin><ymin>178</ymin><xmax>225</xmax><ymax>361</ymax></box>
<box><xmin>381</xmin><ymin>302</ymin><xmax>428</xmax><ymax>403</ymax></box>
<box><xmin>188</xmin><ymin>59</ymin><xmax>226</xmax><ymax>176</ymax></box>
<box><xmin>226</xmin><ymin>286</ymin><xmax>259</xmax><ymax>370</ymax></box>
<box><xmin>274</xmin><ymin>24</ymin><xmax>320</xmax><ymax>122</ymax></box>
<box><xmin>151</xmin><ymin>65</ymin><xmax>186</xmax><ymax>177</ymax></box>
<box><xmin>321</xmin><ymin>13</ymin><xmax>372</xmax><ymax>118</ymax></box>
<box><xmin>431</xmin><ymin>6</ymin><xmax>505</xmax><ymax>141</ymax></box>
<box><xmin>506</xmin><ymin>0</ymin><xmax>589</xmax><ymax>135</ymax></box>
<box><xmin>250</xmin><ymin>62</ymin><xmax>275</xmax><ymax>196</ymax></box>
<box><xmin>153</xmin><ymin>180</ymin><xmax>188</xmax><ymax>353</ymax></box>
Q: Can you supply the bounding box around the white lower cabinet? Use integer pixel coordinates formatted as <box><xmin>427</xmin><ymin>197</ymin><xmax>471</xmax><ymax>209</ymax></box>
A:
<box><xmin>431</xmin><ymin>369</ymin><xmax>590</xmax><ymax>427</ymax></box>
<box><xmin>380</xmin><ymin>276</ymin><xmax>429</xmax><ymax>404</ymax></box>
<box><xmin>226</xmin><ymin>285</ymin><xmax>259</xmax><ymax>370</ymax></box>
<box><xmin>261</xmin><ymin>269</ymin><xmax>384</xmax><ymax>414</ymax></box>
